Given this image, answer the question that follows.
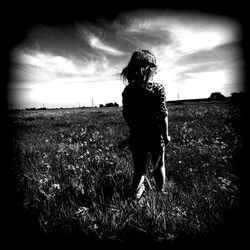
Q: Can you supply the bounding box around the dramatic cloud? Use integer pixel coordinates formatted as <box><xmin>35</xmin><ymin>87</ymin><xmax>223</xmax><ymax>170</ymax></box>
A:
<box><xmin>79</xmin><ymin>29</ymin><xmax>125</xmax><ymax>56</ymax></box>
<box><xmin>8</xmin><ymin>9</ymin><xmax>244</xmax><ymax>109</ymax></box>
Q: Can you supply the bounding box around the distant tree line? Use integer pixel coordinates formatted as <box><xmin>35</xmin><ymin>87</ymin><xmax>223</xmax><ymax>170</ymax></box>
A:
<box><xmin>230</xmin><ymin>91</ymin><xmax>246</xmax><ymax>101</ymax></box>
<box><xmin>209</xmin><ymin>92</ymin><xmax>225</xmax><ymax>99</ymax></box>
<box><xmin>15</xmin><ymin>92</ymin><xmax>247</xmax><ymax>111</ymax></box>
<box><xmin>209</xmin><ymin>91</ymin><xmax>246</xmax><ymax>101</ymax></box>
<box><xmin>99</xmin><ymin>102</ymin><xmax>119</xmax><ymax>108</ymax></box>
<box><xmin>25</xmin><ymin>107</ymin><xmax>47</xmax><ymax>111</ymax></box>
<box><xmin>21</xmin><ymin>103</ymin><xmax>120</xmax><ymax>111</ymax></box>
<box><xmin>230</xmin><ymin>91</ymin><xmax>247</xmax><ymax>108</ymax></box>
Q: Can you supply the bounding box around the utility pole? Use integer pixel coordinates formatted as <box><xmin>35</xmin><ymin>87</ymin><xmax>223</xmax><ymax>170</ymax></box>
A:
<box><xmin>92</xmin><ymin>98</ymin><xmax>94</xmax><ymax>107</ymax></box>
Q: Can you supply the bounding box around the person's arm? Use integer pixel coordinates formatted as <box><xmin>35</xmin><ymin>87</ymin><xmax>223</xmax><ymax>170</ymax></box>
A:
<box><xmin>160</xmin><ymin>115</ymin><xmax>171</xmax><ymax>145</ymax></box>
<box><xmin>158</xmin><ymin>84</ymin><xmax>171</xmax><ymax>145</ymax></box>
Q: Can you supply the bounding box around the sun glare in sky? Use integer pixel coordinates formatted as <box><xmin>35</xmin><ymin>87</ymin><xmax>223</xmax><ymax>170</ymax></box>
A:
<box><xmin>8</xmin><ymin>9</ymin><xmax>244</xmax><ymax>109</ymax></box>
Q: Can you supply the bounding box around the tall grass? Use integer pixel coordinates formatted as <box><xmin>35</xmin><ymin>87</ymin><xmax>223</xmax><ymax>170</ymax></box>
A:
<box><xmin>9</xmin><ymin>102</ymin><xmax>243</xmax><ymax>247</ymax></box>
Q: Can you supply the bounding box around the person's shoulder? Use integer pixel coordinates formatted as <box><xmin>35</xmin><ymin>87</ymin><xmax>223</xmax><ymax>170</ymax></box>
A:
<box><xmin>151</xmin><ymin>82</ymin><xmax>165</xmax><ymax>91</ymax></box>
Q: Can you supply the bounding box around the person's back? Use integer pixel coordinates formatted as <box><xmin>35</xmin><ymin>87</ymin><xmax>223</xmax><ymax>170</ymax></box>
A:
<box><xmin>120</xmin><ymin>49</ymin><xmax>171</xmax><ymax>199</ymax></box>
<box><xmin>122</xmin><ymin>81</ymin><xmax>167</xmax><ymax>150</ymax></box>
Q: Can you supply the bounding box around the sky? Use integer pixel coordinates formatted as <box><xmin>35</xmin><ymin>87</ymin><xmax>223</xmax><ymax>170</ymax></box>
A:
<box><xmin>7</xmin><ymin>9</ymin><xmax>244</xmax><ymax>109</ymax></box>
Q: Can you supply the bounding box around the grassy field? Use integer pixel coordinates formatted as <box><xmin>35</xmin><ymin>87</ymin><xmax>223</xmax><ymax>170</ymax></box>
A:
<box><xmin>8</xmin><ymin>101</ymin><xmax>244</xmax><ymax>247</ymax></box>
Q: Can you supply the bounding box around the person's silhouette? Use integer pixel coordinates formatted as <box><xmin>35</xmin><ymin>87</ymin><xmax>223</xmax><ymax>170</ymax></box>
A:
<box><xmin>121</xmin><ymin>49</ymin><xmax>171</xmax><ymax>199</ymax></box>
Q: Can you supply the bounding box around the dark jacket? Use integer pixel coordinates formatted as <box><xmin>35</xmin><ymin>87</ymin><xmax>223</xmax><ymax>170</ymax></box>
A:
<box><xmin>122</xmin><ymin>81</ymin><xmax>168</xmax><ymax>150</ymax></box>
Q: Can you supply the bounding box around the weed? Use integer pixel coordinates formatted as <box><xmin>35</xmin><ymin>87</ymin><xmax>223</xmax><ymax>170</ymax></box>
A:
<box><xmin>9</xmin><ymin>103</ymin><xmax>243</xmax><ymax>246</ymax></box>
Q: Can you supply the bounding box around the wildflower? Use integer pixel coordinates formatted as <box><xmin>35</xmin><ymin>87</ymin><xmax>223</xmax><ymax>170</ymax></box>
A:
<box><xmin>214</xmin><ymin>139</ymin><xmax>220</xmax><ymax>144</ymax></box>
<box><xmin>74</xmin><ymin>183</ymin><xmax>85</xmax><ymax>195</ymax></box>
<box><xmin>218</xmin><ymin>176</ymin><xmax>231</xmax><ymax>190</ymax></box>
<box><xmin>39</xmin><ymin>177</ymin><xmax>49</xmax><ymax>185</ymax></box>
<box><xmin>39</xmin><ymin>189</ymin><xmax>51</xmax><ymax>198</ymax></box>
<box><xmin>218</xmin><ymin>177</ymin><xmax>231</xmax><ymax>186</ymax></box>
<box><xmin>75</xmin><ymin>206</ymin><xmax>89</xmax><ymax>216</ymax></box>
<box><xmin>221</xmin><ymin>142</ymin><xmax>227</xmax><ymax>149</ymax></box>
<box><xmin>171</xmin><ymin>206</ymin><xmax>187</xmax><ymax>218</ymax></box>
<box><xmin>82</xmin><ymin>164</ymin><xmax>90</xmax><ymax>174</ymax></box>
<box><xmin>156</xmin><ymin>237</ymin><xmax>164</xmax><ymax>242</ymax></box>
<box><xmin>44</xmin><ymin>163</ymin><xmax>51</xmax><ymax>169</ymax></box>
<box><xmin>94</xmin><ymin>155</ymin><xmax>101</xmax><ymax>162</ymax></box>
<box><xmin>51</xmin><ymin>183</ymin><xmax>60</xmax><ymax>190</ymax></box>
<box><xmin>66</xmin><ymin>165</ymin><xmax>76</xmax><ymax>171</ymax></box>
<box><xmin>166</xmin><ymin>233</ymin><xmax>175</xmax><ymax>241</ymax></box>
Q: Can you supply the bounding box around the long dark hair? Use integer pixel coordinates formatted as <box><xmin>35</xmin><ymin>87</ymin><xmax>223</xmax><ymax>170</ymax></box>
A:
<box><xmin>121</xmin><ymin>49</ymin><xmax>157</xmax><ymax>85</ymax></box>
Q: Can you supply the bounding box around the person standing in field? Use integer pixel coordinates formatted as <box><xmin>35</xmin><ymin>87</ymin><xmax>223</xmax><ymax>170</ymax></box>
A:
<box><xmin>121</xmin><ymin>49</ymin><xmax>171</xmax><ymax>200</ymax></box>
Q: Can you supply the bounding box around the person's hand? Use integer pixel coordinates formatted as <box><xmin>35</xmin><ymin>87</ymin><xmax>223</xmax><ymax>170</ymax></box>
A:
<box><xmin>164</xmin><ymin>135</ymin><xmax>171</xmax><ymax>145</ymax></box>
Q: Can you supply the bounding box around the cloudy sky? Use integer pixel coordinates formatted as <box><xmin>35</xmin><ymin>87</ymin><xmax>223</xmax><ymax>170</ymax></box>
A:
<box><xmin>8</xmin><ymin>9</ymin><xmax>244</xmax><ymax>109</ymax></box>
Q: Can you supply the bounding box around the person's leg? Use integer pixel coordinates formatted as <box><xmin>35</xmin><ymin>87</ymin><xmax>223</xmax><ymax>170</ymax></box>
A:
<box><xmin>151</xmin><ymin>145</ymin><xmax>165</xmax><ymax>192</ymax></box>
<box><xmin>132</xmin><ymin>149</ymin><xmax>147</xmax><ymax>199</ymax></box>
